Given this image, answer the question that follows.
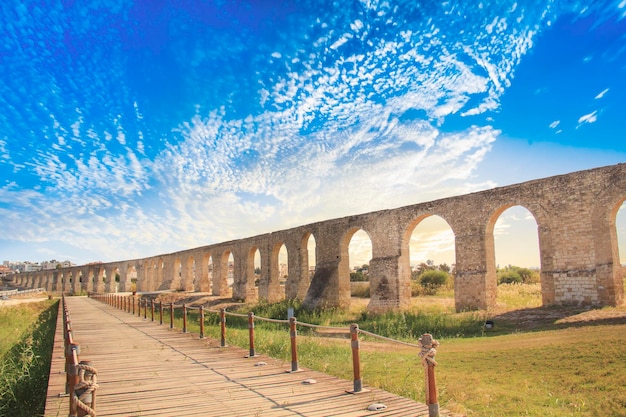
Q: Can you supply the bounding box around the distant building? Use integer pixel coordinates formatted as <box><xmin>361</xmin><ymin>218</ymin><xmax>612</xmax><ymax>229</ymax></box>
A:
<box><xmin>0</xmin><ymin>265</ymin><xmax>16</xmax><ymax>277</ymax></box>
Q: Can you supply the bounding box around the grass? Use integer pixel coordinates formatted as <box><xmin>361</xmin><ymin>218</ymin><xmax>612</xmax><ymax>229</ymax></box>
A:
<box><xmin>156</xmin><ymin>282</ymin><xmax>626</xmax><ymax>416</ymax></box>
<box><xmin>0</xmin><ymin>300</ymin><xmax>58</xmax><ymax>417</ymax></box>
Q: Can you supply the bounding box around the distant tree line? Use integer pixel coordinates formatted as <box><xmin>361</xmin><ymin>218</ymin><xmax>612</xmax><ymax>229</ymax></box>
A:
<box><xmin>497</xmin><ymin>265</ymin><xmax>540</xmax><ymax>285</ymax></box>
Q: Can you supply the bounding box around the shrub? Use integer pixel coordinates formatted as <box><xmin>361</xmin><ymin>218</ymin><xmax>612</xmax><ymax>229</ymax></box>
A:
<box><xmin>498</xmin><ymin>270</ymin><xmax>522</xmax><ymax>284</ymax></box>
<box><xmin>419</xmin><ymin>270</ymin><xmax>449</xmax><ymax>295</ymax></box>
<box><xmin>350</xmin><ymin>271</ymin><xmax>368</xmax><ymax>282</ymax></box>
<box><xmin>351</xmin><ymin>282</ymin><xmax>370</xmax><ymax>298</ymax></box>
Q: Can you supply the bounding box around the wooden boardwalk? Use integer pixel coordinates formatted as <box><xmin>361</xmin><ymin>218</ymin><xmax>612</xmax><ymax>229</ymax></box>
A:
<box><xmin>45</xmin><ymin>297</ymin><xmax>448</xmax><ymax>417</ymax></box>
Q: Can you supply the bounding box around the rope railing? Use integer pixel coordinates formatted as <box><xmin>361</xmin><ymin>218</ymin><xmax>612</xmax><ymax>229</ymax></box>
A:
<box><xmin>91</xmin><ymin>292</ymin><xmax>440</xmax><ymax>416</ymax></box>
<box><xmin>62</xmin><ymin>295</ymin><xmax>98</xmax><ymax>417</ymax></box>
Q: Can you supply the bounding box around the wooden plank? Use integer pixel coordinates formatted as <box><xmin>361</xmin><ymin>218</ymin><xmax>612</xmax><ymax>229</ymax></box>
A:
<box><xmin>46</xmin><ymin>296</ymin><xmax>451</xmax><ymax>416</ymax></box>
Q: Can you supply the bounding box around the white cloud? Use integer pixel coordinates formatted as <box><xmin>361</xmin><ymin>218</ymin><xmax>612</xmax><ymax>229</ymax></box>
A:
<box><xmin>549</xmin><ymin>120</ymin><xmax>560</xmax><ymax>129</ymax></box>
<box><xmin>595</xmin><ymin>88</ymin><xmax>609</xmax><ymax>99</ymax></box>
<box><xmin>577</xmin><ymin>110</ymin><xmax>598</xmax><ymax>127</ymax></box>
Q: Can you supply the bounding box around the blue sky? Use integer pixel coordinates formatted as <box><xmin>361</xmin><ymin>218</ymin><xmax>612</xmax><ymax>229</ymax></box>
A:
<box><xmin>1</xmin><ymin>0</ymin><xmax>625</xmax><ymax>268</ymax></box>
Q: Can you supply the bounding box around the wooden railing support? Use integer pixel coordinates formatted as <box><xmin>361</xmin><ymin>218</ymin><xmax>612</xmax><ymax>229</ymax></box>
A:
<box><xmin>288</xmin><ymin>316</ymin><xmax>300</xmax><ymax>372</ymax></box>
<box><xmin>419</xmin><ymin>333</ymin><xmax>440</xmax><ymax>417</ymax></box>
<box><xmin>220</xmin><ymin>308</ymin><xmax>226</xmax><ymax>347</ymax></box>
<box><xmin>199</xmin><ymin>306</ymin><xmax>205</xmax><ymax>339</ymax></box>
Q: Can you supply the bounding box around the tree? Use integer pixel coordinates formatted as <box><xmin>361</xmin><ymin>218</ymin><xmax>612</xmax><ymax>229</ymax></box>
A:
<box><xmin>350</xmin><ymin>271</ymin><xmax>368</xmax><ymax>282</ymax></box>
<box><xmin>419</xmin><ymin>269</ymin><xmax>449</xmax><ymax>294</ymax></box>
<box><xmin>498</xmin><ymin>270</ymin><xmax>522</xmax><ymax>284</ymax></box>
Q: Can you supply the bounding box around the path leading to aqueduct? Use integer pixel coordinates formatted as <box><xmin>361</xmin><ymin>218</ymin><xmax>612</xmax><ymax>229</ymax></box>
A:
<box><xmin>45</xmin><ymin>296</ymin><xmax>448</xmax><ymax>416</ymax></box>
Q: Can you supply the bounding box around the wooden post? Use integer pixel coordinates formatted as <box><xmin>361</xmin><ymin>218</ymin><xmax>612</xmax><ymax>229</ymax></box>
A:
<box><xmin>347</xmin><ymin>323</ymin><xmax>366</xmax><ymax>393</ymax></box>
<box><xmin>151</xmin><ymin>300</ymin><xmax>155</xmax><ymax>321</ymax></box>
<box><xmin>419</xmin><ymin>333</ymin><xmax>440</xmax><ymax>417</ymax></box>
<box><xmin>132</xmin><ymin>296</ymin><xmax>135</xmax><ymax>315</ymax></box>
<box><xmin>199</xmin><ymin>306</ymin><xmax>205</xmax><ymax>339</ymax></box>
<box><xmin>159</xmin><ymin>301</ymin><xmax>163</xmax><ymax>325</ymax></box>
<box><xmin>170</xmin><ymin>303</ymin><xmax>174</xmax><ymax>329</ymax></box>
<box><xmin>246</xmin><ymin>312</ymin><xmax>257</xmax><ymax>357</ymax></box>
<box><xmin>288</xmin><ymin>316</ymin><xmax>300</xmax><ymax>372</ymax></box>
<box><xmin>143</xmin><ymin>299</ymin><xmax>147</xmax><ymax>319</ymax></box>
<box><xmin>182</xmin><ymin>304</ymin><xmax>187</xmax><ymax>333</ymax></box>
<box><xmin>68</xmin><ymin>343</ymin><xmax>80</xmax><ymax>417</ymax></box>
<box><xmin>220</xmin><ymin>308</ymin><xmax>226</xmax><ymax>347</ymax></box>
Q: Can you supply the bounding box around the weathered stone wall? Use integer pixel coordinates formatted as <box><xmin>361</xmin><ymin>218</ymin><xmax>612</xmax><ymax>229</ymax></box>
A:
<box><xmin>10</xmin><ymin>163</ymin><xmax>626</xmax><ymax>311</ymax></box>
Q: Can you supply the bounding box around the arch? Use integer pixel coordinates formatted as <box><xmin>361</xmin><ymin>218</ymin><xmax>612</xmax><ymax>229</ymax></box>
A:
<box><xmin>617</xmin><ymin>200</ymin><xmax>626</xmax><ymax>268</ymax></box>
<box><xmin>404</xmin><ymin>214</ymin><xmax>456</xmax><ymax>302</ymax></box>
<box><xmin>340</xmin><ymin>228</ymin><xmax>373</xmax><ymax>309</ymax></box>
<box><xmin>126</xmin><ymin>264</ymin><xmax>137</xmax><ymax>292</ymax></box>
<box><xmin>608</xmin><ymin>197</ymin><xmax>626</xmax><ymax>305</ymax></box>
<box><xmin>270</xmin><ymin>242</ymin><xmax>288</xmax><ymax>302</ymax></box>
<box><xmin>487</xmin><ymin>204</ymin><xmax>543</xmax><ymax>306</ymax></box>
<box><xmin>252</xmin><ymin>247</ymin><xmax>261</xmax><ymax>289</ymax></box>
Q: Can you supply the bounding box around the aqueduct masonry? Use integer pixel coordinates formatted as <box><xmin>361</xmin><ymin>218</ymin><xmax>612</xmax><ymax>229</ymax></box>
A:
<box><xmin>10</xmin><ymin>163</ymin><xmax>626</xmax><ymax>312</ymax></box>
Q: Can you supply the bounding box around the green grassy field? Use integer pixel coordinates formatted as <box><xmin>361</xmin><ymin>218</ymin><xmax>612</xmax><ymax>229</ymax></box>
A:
<box><xmin>0</xmin><ymin>299</ymin><xmax>58</xmax><ymax>417</ymax></box>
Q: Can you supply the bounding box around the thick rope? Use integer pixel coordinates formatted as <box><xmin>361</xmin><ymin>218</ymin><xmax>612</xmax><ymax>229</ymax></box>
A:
<box><xmin>169</xmin><ymin>304</ymin><xmax>424</xmax><ymax>349</ymax></box>
<box><xmin>254</xmin><ymin>316</ymin><xmax>289</xmax><ymax>324</ymax></box>
<box><xmin>74</xmin><ymin>363</ymin><xmax>99</xmax><ymax>417</ymax></box>
<box><xmin>298</xmin><ymin>322</ymin><xmax>350</xmax><ymax>332</ymax></box>
<box><xmin>357</xmin><ymin>329</ymin><xmax>422</xmax><ymax>348</ymax></box>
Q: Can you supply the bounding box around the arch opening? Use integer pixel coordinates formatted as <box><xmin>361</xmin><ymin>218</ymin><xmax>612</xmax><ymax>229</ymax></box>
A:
<box><xmin>253</xmin><ymin>248</ymin><xmax>261</xmax><ymax>288</ymax></box>
<box><xmin>294</xmin><ymin>232</ymin><xmax>316</xmax><ymax>300</ymax></box>
<box><xmin>491</xmin><ymin>205</ymin><xmax>542</xmax><ymax>308</ymax></box>
<box><xmin>278</xmin><ymin>244</ymin><xmax>288</xmax><ymax>292</ymax></box>
<box><xmin>618</xmin><ymin>201</ymin><xmax>626</xmax><ymax>269</ymax></box>
<box><xmin>345</xmin><ymin>229</ymin><xmax>372</xmax><ymax>304</ymax></box>
<box><xmin>406</xmin><ymin>215</ymin><xmax>456</xmax><ymax>306</ymax></box>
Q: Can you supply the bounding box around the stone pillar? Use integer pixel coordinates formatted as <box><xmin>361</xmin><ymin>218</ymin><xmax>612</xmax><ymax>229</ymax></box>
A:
<box><xmin>303</xmin><ymin>223</ymin><xmax>348</xmax><ymax>310</ymax></box>
<box><xmin>591</xmin><ymin>194</ymin><xmax>625</xmax><ymax>307</ymax></box>
<box><xmin>285</xmin><ymin>238</ymin><xmax>303</xmax><ymax>301</ymax></box>
<box><xmin>453</xmin><ymin>229</ymin><xmax>495</xmax><ymax>311</ymax></box>
<box><xmin>212</xmin><ymin>251</ymin><xmax>230</xmax><ymax>296</ymax></box>
<box><xmin>198</xmin><ymin>253</ymin><xmax>212</xmax><ymax>292</ymax></box>
<box><xmin>183</xmin><ymin>256</ymin><xmax>195</xmax><ymax>292</ymax></box>
<box><xmin>267</xmin><ymin>242</ymin><xmax>286</xmax><ymax>303</ymax></box>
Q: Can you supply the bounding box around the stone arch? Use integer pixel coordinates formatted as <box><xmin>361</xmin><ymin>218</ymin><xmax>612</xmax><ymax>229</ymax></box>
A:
<box><xmin>126</xmin><ymin>263</ymin><xmax>137</xmax><ymax>292</ymax></box>
<box><xmin>340</xmin><ymin>228</ymin><xmax>373</xmax><ymax>309</ymax></box>
<box><xmin>270</xmin><ymin>242</ymin><xmax>287</xmax><ymax>302</ymax></box>
<box><xmin>491</xmin><ymin>205</ymin><xmax>542</xmax><ymax>304</ymax></box>
<box><xmin>403</xmin><ymin>213</ymin><xmax>456</xmax><ymax>299</ymax></box>
<box><xmin>252</xmin><ymin>247</ymin><xmax>261</xmax><ymax>290</ymax></box>
<box><xmin>486</xmin><ymin>203</ymin><xmax>546</xmax><ymax>306</ymax></box>
<box><xmin>617</xmin><ymin>199</ymin><xmax>626</xmax><ymax>269</ymax></box>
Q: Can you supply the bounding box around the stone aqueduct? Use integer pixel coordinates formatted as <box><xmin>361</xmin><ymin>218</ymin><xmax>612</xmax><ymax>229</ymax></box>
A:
<box><xmin>11</xmin><ymin>163</ymin><xmax>626</xmax><ymax>311</ymax></box>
